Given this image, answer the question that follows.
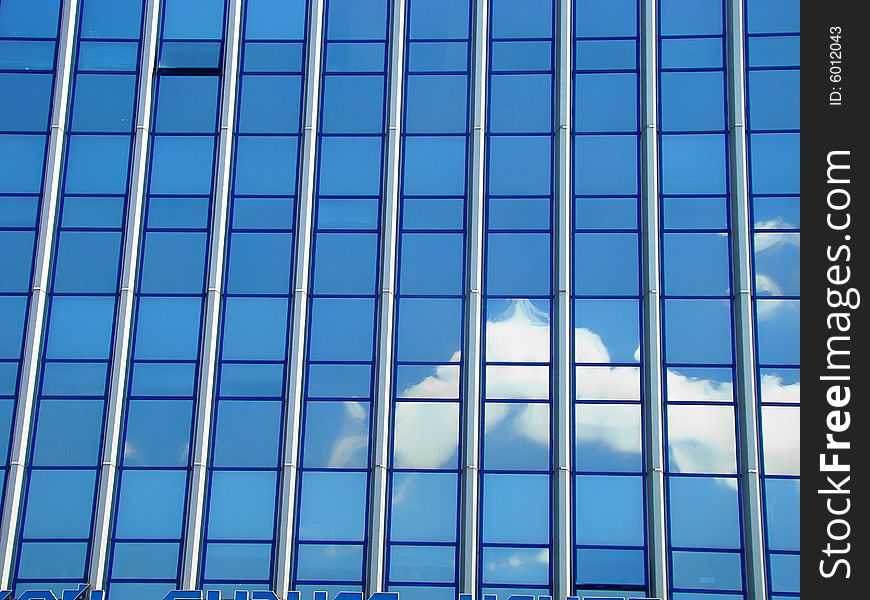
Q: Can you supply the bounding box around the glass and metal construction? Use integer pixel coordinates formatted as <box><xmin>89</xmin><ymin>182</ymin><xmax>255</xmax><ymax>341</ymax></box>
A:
<box><xmin>0</xmin><ymin>0</ymin><xmax>799</xmax><ymax>599</ymax></box>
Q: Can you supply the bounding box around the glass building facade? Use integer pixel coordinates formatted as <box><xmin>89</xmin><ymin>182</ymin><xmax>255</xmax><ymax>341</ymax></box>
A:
<box><xmin>0</xmin><ymin>0</ymin><xmax>799</xmax><ymax>599</ymax></box>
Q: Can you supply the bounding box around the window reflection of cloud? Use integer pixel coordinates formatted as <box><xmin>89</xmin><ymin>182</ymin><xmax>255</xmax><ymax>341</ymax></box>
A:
<box><xmin>393</xmin><ymin>298</ymin><xmax>799</xmax><ymax>478</ymax></box>
<box><xmin>326</xmin><ymin>401</ymin><xmax>369</xmax><ymax>468</ymax></box>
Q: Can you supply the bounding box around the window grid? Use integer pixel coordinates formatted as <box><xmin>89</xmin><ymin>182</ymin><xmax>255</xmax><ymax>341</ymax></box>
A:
<box><xmin>291</xmin><ymin>0</ymin><xmax>392</xmax><ymax>595</ymax></box>
<box><xmin>571</xmin><ymin>1</ymin><xmax>647</xmax><ymax>596</ymax></box>
<box><xmin>198</xmin><ymin>0</ymin><xmax>310</xmax><ymax>593</ymax></box>
<box><xmin>105</xmin><ymin>1</ymin><xmax>228</xmax><ymax>596</ymax></box>
<box><xmin>479</xmin><ymin>1</ymin><xmax>555</xmax><ymax>598</ymax></box>
<box><xmin>0</xmin><ymin>0</ymin><xmax>65</xmax><ymax>539</ymax></box>
<box><xmin>384</xmin><ymin>2</ymin><xmax>473</xmax><ymax>599</ymax></box>
<box><xmin>743</xmin><ymin>0</ymin><xmax>800</xmax><ymax>598</ymax></box>
<box><xmin>13</xmin><ymin>0</ymin><xmax>147</xmax><ymax>594</ymax></box>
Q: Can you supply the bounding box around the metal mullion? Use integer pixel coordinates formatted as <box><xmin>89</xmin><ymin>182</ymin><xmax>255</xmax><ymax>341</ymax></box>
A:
<box><xmin>639</xmin><ymin>0</ymin><xmax>668</xmax><ymax>597</ymax></box>
<box><xmin>273</xmin><ymin>0</ymin><xmax>326</xmax><ymax>592</ymax></box>
<box><xmin>87</xmin><ymin>0</ymin><xmax>162</xmax><ymax>588</ymax></box>
<box><xmin>365</xmin><ymin>0</ymin><xmax>407</xmax><ymax>593</ymax></box>
<box><xmin>458</xmin><ymin>0</ymin><xmax>488</xmax><ymax>595</ymax></box>
<box><xmin>552</xmin><ymin>0</ymin><xmax>572</xmax><ymax>596</ymax></box>
<box><xmin>0</xmin><ymin>0</ymin><xmax>79</xmax><ymax>586</ymax></box>
<box><xmin>180</xmin><ymin>0</ymin><xmax>244</xmax><ymax>588</ymax></box>
<box><xmin>726</xmin><ymin>0</ymin><xmax>767</xmax><ymax>598</ymax></box>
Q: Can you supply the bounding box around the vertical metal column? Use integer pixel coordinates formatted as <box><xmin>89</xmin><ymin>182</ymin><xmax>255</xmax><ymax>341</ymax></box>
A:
<box><xmin>180</xmin><ymin>0</ymin><xmax>244</xmax><ymax>587</ymax></box>
<box><xmin>365</xmin><ymin>0</ymin><xmax>407</xmax><ymax>593</ymax></box>
<box><xmin>552</xmin><ymin>0</ymin><xmax>573</xmax><ymax>598</ymax></box>
<box><xmin>87</xmin><ymin>0</ymin><xmax>162</xmax><ymax>587</ymax></box>
<box><xmin>725</xmin><ymin>1</ymin><xmax>767</xmax><ymax>598</ymax></box>
<box><xmin>458</xmin><ymin>0</ymin><xmax>488</xmax><ymax>594</ymax></box>
<box><xmin>639</xmin><ymin>0</ymin><xmax>669</xmax><ymax>598</ymax></box>
<box><xmin>273</xmin><ymin>0</ymin><xmax>325</xmax><ymax>595</ymax></box>
<box><xmin>0</xmin><ymin>0</ymin><xmax>79</xmax><ymax>586</ymax></box>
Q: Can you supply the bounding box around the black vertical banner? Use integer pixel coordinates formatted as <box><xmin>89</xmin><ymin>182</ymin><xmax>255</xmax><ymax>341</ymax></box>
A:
<box><xmin>803</xmin><ymin>0</ymin><xmax>868</xmax><ymax>597</ymax></box>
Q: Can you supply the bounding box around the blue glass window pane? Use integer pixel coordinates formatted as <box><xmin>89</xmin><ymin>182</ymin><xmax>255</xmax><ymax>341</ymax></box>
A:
<box><xmin>396</xmin><ymin>298</ymin><xmax>462</xmax><ymax>363</ymax></box>
<box><xmin>0</xmin><ymin>40</ymin><xmax>56</xmax><ymax>70</ymax></box>
<box><xmin>326</xmin><ymin>0</ymin><xmax>388</xmax><ymax>40</ymax></box>
<box><xmin>140</xmin><ymin>232</ymin><xmax>208</xmax><ymax>294</ymax></box>
<box><xmin>238</xmin><ymin>75</ymin><xmax>302</xmax><ymax>133</ymax></box>
<box><xmin>574</xmin><ymin>233</ymin><xmax>638</xmax><ymax>296</ymax></box>
<box><xmin>0</xmin><ymin>297</ymin><xmax>27</xmax><ymax>359</ymax></box>
<box><xmin>32</xmin><ymin>399</ymin><xmax>102</xmax><ymax>466</ymax></box>
<box><xmin>748</xmin><ymin>70</ymin><xmax>800</xmax><ymax>130</ymax></box>
<box><xmin>133</xmin><ymin>297</ymin><xmax>203</xmax><ymax>360</ymax></box>
<box><xmin>667</xmin><ymin>404</ymin><xmax>737</xmax><ymax>474</ymax></box>
<box><xmin>302</xmin><ymin>401</ymin><xmax>370</xmax><ymax>469</ymax></box>
<box><xmin>660</xmin><ymin>0</ymin><xmax>723</xmax><ymax>35</ymax></box>
<box><xmin>574</xmin><ymin>135</ymin><xmax>638</xmax><ymax>195</ymax></box>
<box><xmin>755</xmin><ymin>299</ymin><xmax>799</xmax><ymax>365</ymax></box>
<box><xmin>672</xmin><ymin>551</ymin><xmax>743</xmax><ymax>592</ymax></box>
<box><xmin>307</xmin><ymin>364</ymin><xmax>372</xmax><ymax>398</ymax></box>
<box><xmin>53</xmin><ymin>231</ymin><xmax>121</xmax><ymax>293</ymax></box>
<box><xmin>748</xmin><ymin>36</ymin><xmax>799</xmax><ymax>68</ymax></box>
<box><xmin>575</xmin><ymin>0</ymin><xmax>637</xmax><ymax>38</ymax></box>
<box><xmin>79</xmin><ymin>0</ymin><xmax>142</xmax><ymax>39</ymax></box>
<box><xmin>575</xmin><ymin>404</ymin><xmax>642</xmax><ymax>472</ymax></box>
<box><xmin>0</xmin><ymin>135</ymin><xmax>45</xmax><ymax>194</ymax></box>
<box><xmin>245</xmin><ymin>0</ymin><xmax>306</xmax><ymax>40</ymax></box>
<box><xmin>147</xmin><ymin>196</ymin><xmax>209</xmax><ymax>229</ymax></box>
<box><xmin>481</xmin><ymin>547</ymin><xmax>548</xmax><ymax>585</ymax></box>
<box><xmin>408</xmin><ymin>42</ymin><xmax>467</xmax><ymax>73</ymax></box>
<box><xmin>322</xmin><ymin>76</ymin><xmax>385</xmax><ymax>133</ymax></box>
<box><xmin>575</xmin><ymin>548</ymin><xmax>646</xmax><ymax>586</ymax></box>
<box><xmin>154</xmin><ymin>76</ymin><xmax>219</xmax><ymax>133</ymax></box>
<box><xmin>318</xmin><ymin>198</ymin><xmax>380</xmax><ymax>230</ymax></box>
<box><xmin>664</xmin><ymin>299</ymin><xmax>732</xmax><ymax>364</ymax></box>
<box><xmin>491</xmin><ymin>41</ymin><xmax>551</xmax><ymax>72</ymax></box>
<box><xmin>0</xmin><ymin>73</ymin><xmax>52</xmax><ymax>132</ymax></box>
<box><xmin>45</xmin><ymin>296</ymin><xmax>115</xmax><ymax>359</ymax></box>
<box><xmin>65</xmin><ymin>135</ymin><xmax>132</xmax><ymax>194</ymax></box>
<box><xmin>575</xmin><ymin>299</ymin><xmax>639</xmax><ymax>363</ymax></box>
<box><xmin>661</xmin><ymin>37</ymin><xmax>723</xmax><ymax>69</ymax></box>
<box><xmin>575</xmin><ymin>197</ymin><xmax>637</xmax><ymax>230</ymax></box>
<box><xmin>669</xmin><ymin>477</ymin><xmax>741</xmax><ymax>549</ymax></box>
<box><xmin>489</xmin><ymin>136</ymin><xmax>551</xmax><ymax>195</ymax></box>
<box><xmin>213</xmin><ymin>400</ymin><xmax>281</xmax><ymax>467</ymax></box>
<box><xmin>106</xmin><ymin>583</ymin><xmax>177</xmax><ymax>600</ymax></box>
<box><xmin>749</xmin><ymin>133</ymin><xmax>799</xmax><ymax>195</ymax></box>
<box><xmin>16</xmin><ymin>542</ymin><xmax>87</xmax><ymax>579</ymax></box>
<box><xmin>575</xmin><ymin>475</ymin><xmax>644</xmax><ymax>546</ymax></box>
<box><xmin>232</xmin><ymin>197</ymin><xmax>295</xmax><ymax>230</ymax></box>
<box><xmin>129</xmin><ymin>362</ymin><xmax>197</xmax><ymax>398</ymax></box>
<box><xmin>61</xmin><ymin>196</ymin><xmax>124</xmax><ymax>228</ymax></box>
<box><xmin>0</xmin><ymin>0</ymin><xmax>61</xmax><ymax>38</ymax></box>
<box><xmin>202</xmin><ymin>543</ymin><xmax>272</xmax><ymax>580</ymax></box>
<box><xmin>298</xmin><ymin>471</ymin><xmax>367</xmax><ymax>541</ymax></box>
<box><xmin>753</xmin><ymin>196</ymin><xmax>799</xmax><ymax>230</ymax></box>
<box><xmin>41</xmin><ymin>362</ymin><xmax>107</xmax><ymax>397</ymax></box>
<box><xmin>403</xmin><ymin>198</ymin><xmax>464</xmax><ymax>230</ymax></box>
<box><xmin>244</xmin><ymin>41</ymin><xmax>305</xmax><ymax>72</ymax></box>
<box><xmin>319</xmin><ymin>137</ymin><xmax>383</xmax><ymax>196</ymax></box>
<box><xmin>123</xmin><ymin>399</ymin><xmax>192</xmax><ymax>466</ymax></box>
<box><xmin>765</xmin><ymin>479</ymin><xmax>799</xmax><ymax>551</ymax></box>
<box><xmin>490</xmin><ymin>75</ymin><xmax>551</xmax><ymax>133</ymax></box>
<box><xmin>746</xmin><ymin>0</ymin><xmax>799</xmax><ymax>34</ymax></box>
<box><xmin>482</xmin><ymin>473</ymin><xmax>548</xmax><ymax>544</ymax></box>
<box><xmin>663</xmin><ymin>197</ymin><xmax>728</xmax><ymax>230</ymax></box>
<box><xmin>661</xmin><ymin>71</ymin><xmax>725</xmax><ymax>132</ymax></box>
<box><xmin>769</xmin><ymin>553</ymin><xmax>799</xmax><ymax>593</ymax></box>
<box><xmin>313</xmin><ymin>233</ymin><xmax>378</xmax><ymax>295</ymax></box>
<box><xmin>219</xmin><ymin>363</ymin><xmax>284</xmax><ymax>398</ymax></box>
<box><xmin>490</xmin><ymin>0</ymin><xmax>552</xmax><ymax>39</ymax></box>
<box><xmin>754</xmin><ymin>232</ymin><xmax>799</xmax><ymax>296</ymax></box>
<box><xmin>227</xmin><ymin>232</ymin><xmax>294</xmax><ymax>294</ymax></box>
<box><xmin>77</xmin><ymin>41</ymin><xmax>140</xmax><ymax>71</ymax></box>
<box><xmin>110</xmin><ymin>543</ymin><xmax>179</xmax><ymax>579</ymax></box>
<box><xmin>484</xmin><ymin>403</ymin><xmax>549</xmax><ymax>469</ymax></box>
<box><xmin>159</xmin><ymin>40</ymin><xmax>222</xmax><ymax>69</ymax></box>
<box><xmin>115</xmin><ymin>469</ymin><xmax>187</xmax><ymax>538</ymax></box>
<box><xmin>490</xmin><ymin>198</ymin><xmax>550</xmax><ymax>230</ymax></box>
<box><xmin>222</xmin><ymin>297</ymin><xmax>289</xmax><ymax>361</ymax></box>
<box><xmin>325</xmin><ymin>42</ymin><xmax>386</xmax><ymax>72</ymax></box>
<box><xmin>162</xmin><ymin>0</ymin><xmax>225</xmax><ymax>40</ymax></box>
<box><xmin>309</xmin><ymin>298</ymin><xmax>376</xmax><ymax>362</ymax></box>
<box><xmin>487</xmin><ymin>233</ymin><xmax>550</xmax><ymax>296</ymax></box>
<box><xmin>23</xmin><ymin>470</ymin><xmax>96</xmax><ymax>537</ymax></box>
<box><xmin>661</xmin><ymin>134</ymin><xmax>726</xmax><ymax>195</ymax></box>
<box><xmin>408</xmin><ymin>0</ymin><xmax>469</xmax><ymax>39</ymax></box>
<box><xmin>207</xmin><ymin>471</ymin><xmax>277</xmax><ymax>539</ymax></box>
<box><xmin>575</xmin><ymin>73</ymin><xmax>637</xmax><ymax>133</ymax></box>
<box><xmin>295</xmin><ymin>545</ymin><xmax>364</xmax><ymax>582</ymax></box>
<box><xmin>390</xmin><ymin>472</ymin><xmax>458</xmax><ymax>542</ymax></box>
<box><xmin>400</xmin><ymin>233</ymin><xmax>463</xmax><ymax>294</ymax></box>
<box><xmin>404</xmin><ymin>136</ymin><xmax>467</xmax><ymax>196</ymax></box>
<box><xmin>0</xmin><ymin>231</ymin><xmax>35</xmax><ymax>292</ymax></box>
<box><xmin>389</xmin><ymin>545</ymin><xmax>455</xmax><ymax>584</ymax></box>
<box><xmin>0</xmin><ymin>196</ymin><xmax>38</xmax><ymax>228</ymax></box>
<box><xmin>575</xmin><ymin>40</ymin><xmax>636</xmax><ymax>71</ymax></box>
<box><xmin>406</xmin><ymin>75</ymin><xmax>467</xmax><ymax>134</ymax></box>
<box><xmin>663</xmin><ymin>233</ymin><xmax>731</xmax><ymax>296</ymax></box>
<box><xmin>234</xmin><ymin>136</ymin><xmax>299</xmax><ymax>195</ymax></box>
<box><xmin>149</xmin><ymin>136</ymin><xmax>215</xmax><ymax>195</ymax></box>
